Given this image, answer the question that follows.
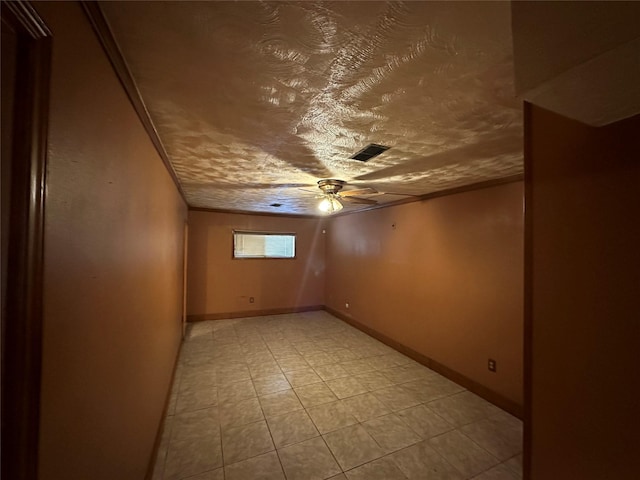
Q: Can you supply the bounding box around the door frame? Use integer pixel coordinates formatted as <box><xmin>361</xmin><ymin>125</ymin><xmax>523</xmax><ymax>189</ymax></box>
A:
<box><xmin>1</xmin><ymin>2</ymin><xmax>51</xmax><ymax>479</ymax></box>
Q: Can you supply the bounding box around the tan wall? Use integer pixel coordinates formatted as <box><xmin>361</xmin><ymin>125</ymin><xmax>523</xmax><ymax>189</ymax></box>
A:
<box><xmin>187</xmin><ymin>211</ymin><xmax>325</xmax><ymax>317</ymax></box>
<box><xmin>325</xmin><ymin>182</ymin><xmax>524</xmax><ymax>408</ymax></box>
<box><xmin>35</xmin><ymin>3</ymin><xmax>187</xmax><ymax>480</ymax></box>
<box><xmin>527</xmin><ymin>106</ymin><xmax>640</xmax><ymax>478</ymax></box>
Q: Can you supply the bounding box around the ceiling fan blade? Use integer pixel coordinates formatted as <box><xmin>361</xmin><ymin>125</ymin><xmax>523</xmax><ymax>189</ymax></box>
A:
<box><xmin>299</xmin><ymin>187</ymin><xmax>322</xmax><ymax>195</ymax></box>
<box><xmin>339</xmin><ymin>187</ymin><xmax>378</xmax><ymax>197</ymax></box>
<box><xmin>341</xmin><ymin>196</ymin><xmax>378</xmax><ymax>205</ymax></box>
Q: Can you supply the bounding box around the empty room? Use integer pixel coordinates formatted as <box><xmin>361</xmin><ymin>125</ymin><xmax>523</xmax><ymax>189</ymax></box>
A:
<box><xmin>2</xmin><ymin>1</ymin><xmax>638</xmax><ymax>480</ymax></box>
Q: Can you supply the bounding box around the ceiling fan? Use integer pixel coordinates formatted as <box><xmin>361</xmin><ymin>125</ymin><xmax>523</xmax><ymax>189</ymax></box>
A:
<box><xmin>315</xmin><ymin>179</ymin><xmax>378</xmax><ymax>214</ymax></box>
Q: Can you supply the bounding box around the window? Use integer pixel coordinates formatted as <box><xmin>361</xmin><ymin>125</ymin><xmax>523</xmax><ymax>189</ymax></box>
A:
<box><xmin>233</xmin><ymin>231</ymin><xmax>296</xmax><ymax>259</ymax></box>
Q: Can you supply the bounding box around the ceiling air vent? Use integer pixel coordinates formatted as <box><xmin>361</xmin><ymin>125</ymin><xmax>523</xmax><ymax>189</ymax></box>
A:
<box><xmin>350</xmin><ymin>144</ymin><xmax>390</xmax><ymax>162</ymax></box>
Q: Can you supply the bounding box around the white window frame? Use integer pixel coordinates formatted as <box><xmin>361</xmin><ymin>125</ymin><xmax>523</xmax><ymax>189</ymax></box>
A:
<box><xmin>232</xmin><ymin>230</ymin><xmax>296</xmax><ymax>259</ymax></box>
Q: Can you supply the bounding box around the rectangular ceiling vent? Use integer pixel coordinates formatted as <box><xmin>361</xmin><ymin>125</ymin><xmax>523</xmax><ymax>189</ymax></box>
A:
<box><xmin>350</xmin><ymin>143</ymin><xmax>390</xmax><ymax>162</ymax></box>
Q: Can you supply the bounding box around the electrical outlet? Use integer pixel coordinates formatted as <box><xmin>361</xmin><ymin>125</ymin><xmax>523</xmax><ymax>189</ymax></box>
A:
<box><xmin>488</xmin><ymin>358</ymin><xmax>497</xmax><ymax>372</ymax></box>
<box><xmin>249</xmin><ymin>297</ymin><xmax>255</xmax><ymax>303</ymax></box>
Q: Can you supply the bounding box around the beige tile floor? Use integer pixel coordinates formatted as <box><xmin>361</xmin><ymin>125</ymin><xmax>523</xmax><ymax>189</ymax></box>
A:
<box><xmin>152</xmin><ymin>311</ymin><xmax>523</xmax><ymax>480</ymax></box>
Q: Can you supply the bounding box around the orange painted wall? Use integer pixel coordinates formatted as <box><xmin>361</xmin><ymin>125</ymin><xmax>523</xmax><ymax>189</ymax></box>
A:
<box><xmin>187</xmin><ymin>211</ymin><xmax>325</xmax><ymax>317</ymax></box>
<box><xmin>527</xmin><ymin>106</ymin><xmax>640</xmax><ymax>478</ymax></box>
<box><xmin>35</xmin><ymin>3</ymin><xmax>187</xmax><ymax>480</ymax></box>
<box><xmin>326</xmin><ymin>182</ymin><xmax>524</xmax><ymax>407</ymax></box>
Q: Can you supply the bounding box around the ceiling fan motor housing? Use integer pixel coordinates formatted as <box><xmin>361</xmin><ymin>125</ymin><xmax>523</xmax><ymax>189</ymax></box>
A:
<box><xmin>318</xmin><ymin>179</ymin><xmax>346</xmax><ymax>195</ymax></box>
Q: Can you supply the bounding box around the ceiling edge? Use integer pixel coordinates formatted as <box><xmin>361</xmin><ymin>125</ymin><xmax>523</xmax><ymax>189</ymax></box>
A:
<box><xmin>188</xmin><ymin>206</ymin><xmax>320</xmax><ymax>220</ymax></box>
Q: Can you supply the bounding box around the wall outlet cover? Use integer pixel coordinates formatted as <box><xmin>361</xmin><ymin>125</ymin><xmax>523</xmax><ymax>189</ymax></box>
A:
<box><xmin>488</xmin><ymin>359</ymin><xmax>497</xmax><ymax>372</ymax></box>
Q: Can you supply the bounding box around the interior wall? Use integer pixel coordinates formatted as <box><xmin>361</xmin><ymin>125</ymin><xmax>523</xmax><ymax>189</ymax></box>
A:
<box><xmin>527</xmin><ymin>106</ymin><xmax>640</xmax><ymax>478</ymax></box>
<box><xmin>187</xmin><ymin>211</ymin><xmax>325</xmax><ymax>318</ymax></box>
<box><xmin>325</xmin><ymin>182</ymin><xmax>524</xmax><ymax>408</ymax></box>
<box><xmin>35</xmin><ymin>3</ymin><xmax>187</xmax><ymax>480</ymax></box>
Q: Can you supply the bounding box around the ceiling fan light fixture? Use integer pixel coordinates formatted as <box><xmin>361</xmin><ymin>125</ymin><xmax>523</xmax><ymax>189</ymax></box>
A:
<box><xmin>318</xmin><ymin>195</ymin><xmax>343</xmax><ymax>214</ymax></box>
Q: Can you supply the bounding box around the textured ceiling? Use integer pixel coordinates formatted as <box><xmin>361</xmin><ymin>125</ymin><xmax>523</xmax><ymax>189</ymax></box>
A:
<box><xmin>101</xmin><ymin>1</ymin><xmax>522</xmax><ymax>215</ymax></box>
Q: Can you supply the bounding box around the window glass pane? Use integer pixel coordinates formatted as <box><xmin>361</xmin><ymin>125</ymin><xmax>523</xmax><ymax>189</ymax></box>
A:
<box><xmin>234</xmin><ymin>232</ymin><xmax>295</xmax><ymax>258</ymax></box>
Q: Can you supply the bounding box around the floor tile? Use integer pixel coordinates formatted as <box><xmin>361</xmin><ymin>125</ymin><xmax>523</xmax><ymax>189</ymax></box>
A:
<box><xmin>380</xmin><ymin>352</ymin><xmax>413</xmax><ymax>367</ymax></box>
<box><xmin>179</xmin><ymin>349</ymin><xmax>213</xmax><ymax>368</ymax></box>
<box><xmin>305</xmin><ymin>353</ymin><xmax>335</xmax><ymax>367</ymax></box>
<box><xmin>216</xmin><ymin>363</ymin><xmax>251</xmax><ymax>384</ymax></box>
<box><xmin>323</xmin><ymin>424</ymin><xmax>385</xmax><ymax>471</ymax></box>
<box><xmin>389</xmin><ymin>441</ymin><xmax>463</xmax><ymax>480</ymax></box>
<box><xmin>219</xmin><ymin>397</ymin><xmax>264</xmax><ymax>428</ymax></box>
<box><xmin>277</xmin><ymin>355</ymin><xmax>310</xmax><ymax>372</ymax></box>
<box><xmin>372</xmin><ymin>385</ymin><xmax>421</xmax><ymax>411</ymax></box>
<box><xmin>164</xmin><ymin>408</ymin><xmax>222</xmax><ymax>480</ymax></box>
<box><xmin>271</xmin><ymin>348</ymin><xmax>299</xmax><ymax>360</ymax></box>
<box><xmin>428</xmin><ymin>392</ymin><xmax>502</xmax><ymax>427</ymax></box>
<box><xmin>258</xmin><ymin>389</ymin><xmax>304</xmax><ymax>417</ymax></box>
<box><xmin>167</xmin><ymin>386</ymin><xmax>179</xmax><ymax>417</ymax></box>
<box><xmin>253</xmin><ymin>373</ymin><xmax>291</xmax><ymax>396</ymax></box>
<box><xmin>180</xmin><ymin>364</ymin><xmax>217</xmax><ymax>389</ymax></box>
<box><xmin>397</xmin><ymin>404</ymin><xmax>454</xmax><ymax>439</ymax></box>
<box><xmin>331</xmin><ymin>348</ymin><xmax>360</xmax><ymax>362</ymax></box>
<box><xmin>216</xmin><ymin>371</ymin><xmax>252</xmax><ymax>385</ymax></box>
<box><xmin>185</xmin><ymin>321</ymin><xmax>213</xmax><ymax>338</ymax></box>
<box><xmin>249</xmin><ymin>363</ymin><xmax>282</xmax><ymax>379</ymax></box>
<box><xmin>284</xmin><ymin>367</ymin><xmax>323</xmax><ymax>387</ymax></box>
<box><xmin>341</xmin><ymin>392</ymin><xmax>391</xmax><ymax>422</ymax></box>
<box><xmin>461</xmin><ymin>413</ymin><xmax>522</xmax><ymax>461</ymax></box>
<box><xmin>401</xmin><ymin>379</ymin><xmax>457</xmax><ymax>403</ymax></box>
<box><xmin>471</xmin><ymin>462</ymin><xmax>521</xmax><ymax>480</ymax></box>
<box><xmin>307</xmin><ymin>400</ymin><xmax>358</xmax><ymax>434</ymax></box>
<box><xmin>266</xmin><ymin>409</ymin><xmax>319</xmax><ymax>448</ymax></box>
<box><xmin>345</xmin><ymin>457</ymin><xmax>408</xmax><ymax>480</ymax></box>
<box><xmin>353</xmin><ymin>371</ymin><xmax>395</xmax><ymax>391</ymax></box>
<box><xmin>246</xmin><ymin>352</ymin><xmax>276</xmax><ymax>364</ymax></box>
<box><xmin>294</xmin><ymin>382</ymin><xmax>338</xmax><ymax>408</ymax></box>
<box><xmin>217</xmin><ymin>379</ymin><xmax>256</xmax><ymax>403</ymax></box>
<box><xmin>222</xmin><ymin>420</ymin><xmax>275</xmax><ymax>465</ymax></box>
<box><xmin>362</xmin><ymin>414</ymin><xmax>422</xmax><ymax>453</ymax></box>
<box><xmin>340</xmin><ymin>359</ymin><xmax>377</xmax><ymax>375</ymax></box>
<box><xmin>313</xmin><ymin>363</ymin><xmax>350</xmax><ymax>381</ymax></box>
<box><xmin>367</xmin><ymin>355</ymin><xmax>399</xmax><ymax>370</ymax></box>
<box><xmin>421</xmin><ymin>374</ymin><xmax>467</xmax><ymax>397</ymax></box>
<box><xmin>428</xmin><ymin>430</ymin><xmax>500</xmax><ymax>478</ymax></box>
<box><xmin>503</xmin><ymin>454</ymin><xmax>523</xmax><ymax>477</ymax></box>
<box><xmin>326</xmin><ymin>376</ymin><xmax>368</xmax><ymax>399</ymax></box>
<box><xmin>151</xmin><ymin>415</ymin><xmax>173</xmax><ymax>480</ymax></box>
<box><xmin>185</xmin><ymin>469</ymin><xmax>225</xmax><ymax>480</ymax></box>
<box><xmin>278</xmin><ymin>437</ymin><xmax>341</xmax><ymax>480</ymax></box>
<box><xmin>224</xmin><ymin>451</ymin><xmax>285</xmax><ymax>480</ymax></box>
<box><xmin>380</xmin><ymin>365</ymin><xmax>420</xmax><ymax>383</ymax></box>
<box><xmin>352</xmin><ymin>347</ymin><xmax>380</xmax><ymax>359</ymax></box>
